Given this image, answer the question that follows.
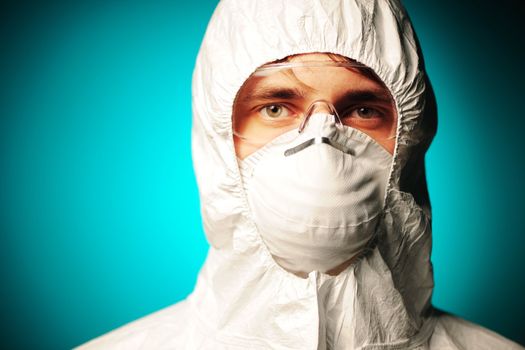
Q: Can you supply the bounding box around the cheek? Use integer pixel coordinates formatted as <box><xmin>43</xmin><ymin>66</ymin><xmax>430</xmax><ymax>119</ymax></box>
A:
<box><xmin>379</xmin><ymin>138</ymin><xmax>395</xmax><ymax>155</ymax></box>
<box><xmin>234</xmin><ymin>138</ymin><xmax>262</xmax><ymax>160</ymax></box>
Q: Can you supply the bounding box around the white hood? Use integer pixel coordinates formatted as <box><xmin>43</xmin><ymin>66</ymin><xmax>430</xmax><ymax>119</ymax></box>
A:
<box><xmin>76</xmin><ymin>0</ymin><xmax>524</xmax><ymax>349</ymax></box>
<box><xmin>190</xmin><ymin>0</ymin><xmax>435</xmax><ymax>348</ymax></box>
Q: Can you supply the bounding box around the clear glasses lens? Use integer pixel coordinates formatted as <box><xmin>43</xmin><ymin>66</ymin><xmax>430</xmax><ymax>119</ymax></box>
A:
<box><xmin>232</xmin><ymin>62</ymin><xmax>397</xmax><ymax>146</ymax></box>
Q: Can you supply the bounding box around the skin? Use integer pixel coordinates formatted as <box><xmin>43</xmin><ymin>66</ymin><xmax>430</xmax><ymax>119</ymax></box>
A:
<box><xmin>232</xmin><ymin>53</ymin><xmax>397</xmax><ymax>277</ymax></box>
<box><xmin>233</xmin><ymin>53</ymin><xmax>397</xmax><ymax>159</ymax></box>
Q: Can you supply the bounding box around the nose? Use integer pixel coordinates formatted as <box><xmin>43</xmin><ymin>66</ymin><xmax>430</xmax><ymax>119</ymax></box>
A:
<box><xmin>310</xmin><ymin>102</ymin><xmax>332</xmax><ymax>114</ymax></box>
<box><xmin>299</xmin><ymin>100</ymin><xmax>343</xmax><ymax>132</ymax></box>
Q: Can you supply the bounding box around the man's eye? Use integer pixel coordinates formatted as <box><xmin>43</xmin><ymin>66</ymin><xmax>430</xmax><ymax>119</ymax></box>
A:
<box><xmin>260</xmin><ymin>105</ymin><xmax>290</xmax><ymax>119</ymax></box>
<box><xmin>346</xmin><ymin>106</ymin><xmax>382</xmax><ymax>119</ymax></box>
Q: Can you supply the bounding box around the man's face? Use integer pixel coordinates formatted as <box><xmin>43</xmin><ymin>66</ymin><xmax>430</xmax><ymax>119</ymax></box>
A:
<box><xmin>232</xmin><ymin>53</ymin><xmax>397</xmax><ymax>159</ymax></box>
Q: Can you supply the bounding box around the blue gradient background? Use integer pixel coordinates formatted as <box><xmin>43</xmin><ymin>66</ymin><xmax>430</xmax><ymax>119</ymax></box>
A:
<box><xmin>1</xmin><ymin>1</ymin><xmax>524</xmax><ymax>348</ymax></box>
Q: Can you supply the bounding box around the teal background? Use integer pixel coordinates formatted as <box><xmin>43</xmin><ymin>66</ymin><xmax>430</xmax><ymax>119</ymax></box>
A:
<box><xmin>1</xmin><ymin>0</ymin><xmax>523</xmax><ymax>348</ymax></box>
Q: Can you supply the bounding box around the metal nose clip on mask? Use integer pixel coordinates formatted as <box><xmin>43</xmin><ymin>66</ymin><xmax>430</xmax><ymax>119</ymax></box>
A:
<box><xmin>283</xmin><ymin>100</ymin><xmax>355</xmax><ymax>157</ymax></box>
<box><xmin>238</xmin><ymin>100</ymin><xmax>393</xmax><ymax>276</ymax></box>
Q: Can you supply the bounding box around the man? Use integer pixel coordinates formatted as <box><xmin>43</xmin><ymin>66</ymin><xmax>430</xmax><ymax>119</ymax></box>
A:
<box><xmin>77</xmin><ymin>0</ymin><xmax>523</xmax><ymax>348</ymax></box>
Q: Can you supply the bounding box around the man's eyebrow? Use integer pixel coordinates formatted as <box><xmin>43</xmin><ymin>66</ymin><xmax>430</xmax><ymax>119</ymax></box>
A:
<box><xmin>241</xmin><ymin>87</ymin><xmax>307</xmax><ymax>102</ymax></box>
<box><xmin>339</xmin><ymin>90</ymin><xmax>393</xmax><ymax>104</ymax></box>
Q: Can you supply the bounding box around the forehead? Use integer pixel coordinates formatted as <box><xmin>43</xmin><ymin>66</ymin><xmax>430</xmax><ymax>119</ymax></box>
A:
<box><xmin>237</xmin><ymin>53</ymin><xmax>390</xmax><ymax>101</ymax></box>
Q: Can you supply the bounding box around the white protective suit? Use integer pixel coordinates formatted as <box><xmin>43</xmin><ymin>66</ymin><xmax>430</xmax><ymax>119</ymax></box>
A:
<box><xmin>77</xmin><ymin>0</ymin><xmax>524</xmax><ymax>349</ymax></box>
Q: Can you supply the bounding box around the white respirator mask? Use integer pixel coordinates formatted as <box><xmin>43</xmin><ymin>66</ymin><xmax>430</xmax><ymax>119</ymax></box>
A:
<box><xmin>237</xmin><ymin>105</ymin><xmax>393</xmax><ymax>276</ymax></box>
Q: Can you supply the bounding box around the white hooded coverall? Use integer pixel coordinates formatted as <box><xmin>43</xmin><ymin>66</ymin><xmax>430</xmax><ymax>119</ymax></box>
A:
<box><xmin>77</xmin><ymin>0</ymin><xmax>524</xmax><ymax>349</ymax></box>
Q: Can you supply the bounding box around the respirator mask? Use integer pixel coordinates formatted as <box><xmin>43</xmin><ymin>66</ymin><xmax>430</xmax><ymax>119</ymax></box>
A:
<box><xmin>234</xmin><ymin>60</ymin><xmax>396</xmax><ymax>275</ymax></box>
